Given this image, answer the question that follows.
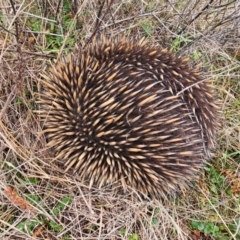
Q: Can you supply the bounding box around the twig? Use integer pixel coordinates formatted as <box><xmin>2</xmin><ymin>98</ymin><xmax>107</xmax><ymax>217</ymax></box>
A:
<box><xmin>9</xmin><ymin>0</ymin><xmax>19</xmax><ymax>43</ymax></box>
<box><xmin>177</xmin><ymin>0</ymin><xmax>214</xmax><ymax>36</ymax></box>
<box><xmin>0</xmin><ymin>48</ymin><xmax>56</xmax><ymax>58</ymax></box>
<box><xmin>84</xmin><ymin>0</ymin><xmax>115</xmax><ymax>47</ymax></box>
<box><xmin>0</xmin><ymin>86</ymin><xmax>17</xmax><ymax>120</ymax></box>
<box><xmin>0</xmin><ymin>24</ymin><xmax>16</xmax><ymax>36</ymax></box>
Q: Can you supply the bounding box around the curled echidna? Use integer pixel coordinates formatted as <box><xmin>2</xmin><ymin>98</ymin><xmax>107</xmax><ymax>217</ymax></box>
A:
<box><xmin>39</xmin><ymin>37</ymin><xmax>218</xmax><ymax>198</ymax></box>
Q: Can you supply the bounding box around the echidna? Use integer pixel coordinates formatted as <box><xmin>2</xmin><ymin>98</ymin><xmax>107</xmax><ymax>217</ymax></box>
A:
<box><xmin>39</xmin><ymin>37</ymin><xmax>218</xmax><ymax>198</ymax></box>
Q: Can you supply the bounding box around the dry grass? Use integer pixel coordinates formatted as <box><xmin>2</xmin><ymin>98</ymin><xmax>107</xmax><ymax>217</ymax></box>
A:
<box><xmin>0</xmin><ymin>0</ymin><xmax>239</xmax><ymax>239</ymax></box>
